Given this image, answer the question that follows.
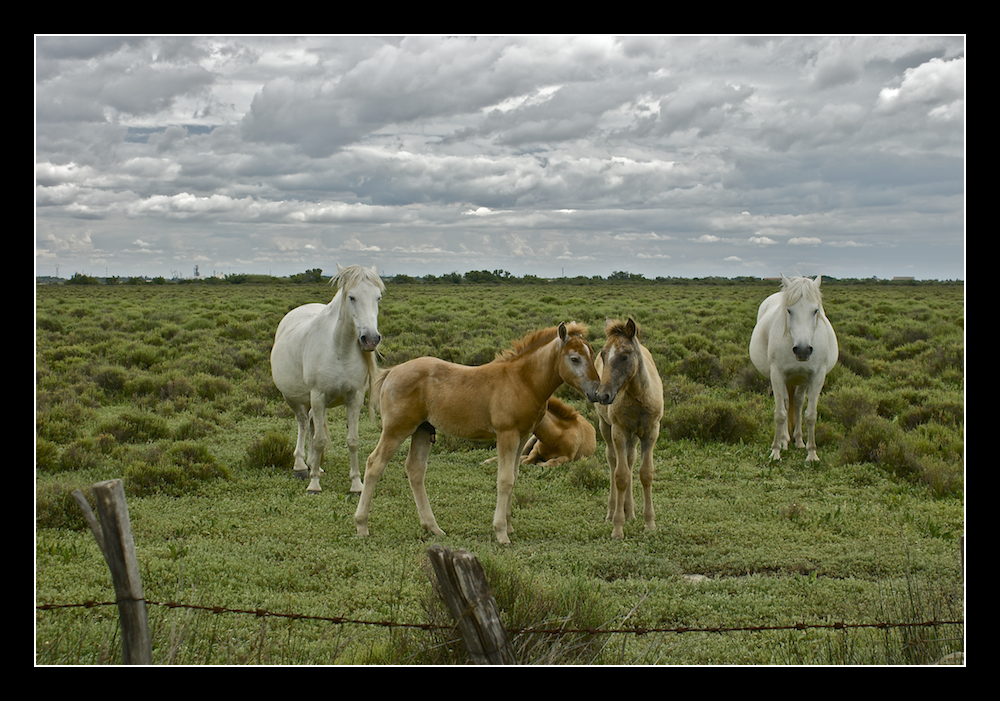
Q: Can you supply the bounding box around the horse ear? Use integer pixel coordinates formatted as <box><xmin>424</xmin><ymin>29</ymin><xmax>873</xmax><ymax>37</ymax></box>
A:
<box><xmin>370</xmin><ymin>264</ymin><xmax>379</xmax><ymax>276</ymax></box>
<box><xmin>558</xmin><ymin>321</ymin><xmax>568</xmax><ymax>341</ymax></box>
<box><xmin>625</xmin><ymin>317</ymin><xmax>637</xmax><ymax>339</ymax></box>
<box><xmin>337</xmin><ymin>263</ymin><xmax>344</xmax><ymax>273</ymax></box>
<box><xmin>815</xmin><ymin>274</ymin><xmax>822</xmax><ymax>286</ymax></box>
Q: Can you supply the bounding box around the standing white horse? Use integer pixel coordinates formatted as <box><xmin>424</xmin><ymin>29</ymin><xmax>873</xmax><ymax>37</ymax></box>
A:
<box><xmin>270</xmin><ymin>264</ymin><xmax>384</xmax><ymax>494</ymax></box>
<box><xmin>750</xmin><ymin>275</ymin><xmax>838</xmax><ymax>461</ymax></box>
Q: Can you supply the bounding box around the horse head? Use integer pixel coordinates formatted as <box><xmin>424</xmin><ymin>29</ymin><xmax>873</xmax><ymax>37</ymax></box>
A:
<box><xmin>781</xmin><ymin>274</ymin><xmax>824</xmax><ymax>362</ymax></box>
<box><xmin>556</xmin><ymin>321</ymin><xmax>601</xmax><ymax>403</ymax></box>
<box><xmin>336</xmin><ymin>263</ymin><xmax>384</xmax><ymax>352</ymax></box>
<box><xmin>596</xmin><ymin>317</ymin><xmax>640</xmax><ymax>405</ymax></box>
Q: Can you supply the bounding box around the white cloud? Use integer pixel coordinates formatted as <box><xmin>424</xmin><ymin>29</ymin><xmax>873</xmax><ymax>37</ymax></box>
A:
<box><xmin>788</xmin><ymin>237</ymin><xmax>822</xmax><ymax>245</ymax></box>
<box><xmin>34</xmin><ymin>36</ymin><xmax>965</xmax><ymax>280</ymax></box>
<box><xmin>876</xmin><ymin>56</ymin><xmax>965</xmax><ymax>116</ymax></box>
<box><xmin>343</xmin><ymin>237</ymin><xmax>381</xmax><ymax>252</ymax></box>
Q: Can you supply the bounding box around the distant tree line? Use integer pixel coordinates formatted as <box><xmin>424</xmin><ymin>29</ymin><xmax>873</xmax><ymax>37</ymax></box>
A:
<box><xmin>50</xmin><ymin>269</ymin><xmax>962</xmax><ymax>287</ymax></box>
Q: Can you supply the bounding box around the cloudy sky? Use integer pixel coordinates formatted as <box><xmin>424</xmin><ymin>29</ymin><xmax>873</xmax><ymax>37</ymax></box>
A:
<box><xmin>35</xmin><ymin>36</ymin><xmax>965</xmax><ymax>280</ymax></box>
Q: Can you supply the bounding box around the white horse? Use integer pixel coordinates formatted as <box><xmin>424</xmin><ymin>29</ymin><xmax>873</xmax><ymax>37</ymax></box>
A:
<box><xmin>749</xmin><ymin>275</ymin><xmax>838</xmax><ymax>461</ymax></box>
<box><xmin>270</xmin><ymin>264</ymin><xmax>384</xmax><ymax>493</ymax></box>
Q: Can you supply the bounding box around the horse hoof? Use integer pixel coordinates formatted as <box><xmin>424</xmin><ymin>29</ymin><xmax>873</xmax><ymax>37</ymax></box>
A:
<box><xmin>294</xmin><ymin>470</ymin><xmax>308</xmax><ymax>481</ymax></box>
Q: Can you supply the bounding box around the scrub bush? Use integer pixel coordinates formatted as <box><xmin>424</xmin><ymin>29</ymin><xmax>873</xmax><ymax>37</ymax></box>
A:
<box><xmin>244</xmin><ymin>431</ymin><xmax>295</xmax><ymax>470</ymax></box>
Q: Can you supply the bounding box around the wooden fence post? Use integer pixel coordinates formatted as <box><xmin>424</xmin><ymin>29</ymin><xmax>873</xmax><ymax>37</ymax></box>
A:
<box><xmin>72</xmin><ymin>479</ymin><xmax>152</xmax><ymax>665</ymax></box>
<box><xmin>427</xmin><ymin>545</ymin><xmax>516</xmax><ymax>665</ymax></box>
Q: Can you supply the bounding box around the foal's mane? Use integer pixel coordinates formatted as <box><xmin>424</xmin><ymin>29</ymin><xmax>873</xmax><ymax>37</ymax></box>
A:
<box><xmin>546</xmin><ymin>396</ymin><xmax>582</xmax><ymax>421</ymax></box>
<box><xmin>331</xmin><ymin>265</ymin><xmax>386</xmax><ymax>293</ymax></box>
<box><xmin>495</xmin><ymin>322</ymin><xmax>589</xmax><ymax>362</ymax></box>
<box><xmin>780</xmin><ymin>275</ymin><xmax>823</xmax><ymax>308</ymax></box>
<box><xmin>605</xmin><ymin>318</ymin><xmax>642</xmax><ymax>342</ymax></box>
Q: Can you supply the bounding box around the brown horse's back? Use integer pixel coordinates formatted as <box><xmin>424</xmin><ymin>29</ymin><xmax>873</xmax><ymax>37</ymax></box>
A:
<box><xmin>378</xmin><ymin>356</ymin><xmax>526</xmax><ymax>442</ymax></box>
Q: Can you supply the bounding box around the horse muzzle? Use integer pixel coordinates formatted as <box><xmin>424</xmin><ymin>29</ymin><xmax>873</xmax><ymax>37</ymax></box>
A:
<box><xmin>595</xmin><ymin>386</ymin><xmax>617</xmax><ymax>405</ymax></box>
<box><xmin>359</xmin><ymin>332</ymin><xmax>381</xmax><ymax>352</ymax></box>
<box><xmin>793</xmin><ymin>344</ymin><xmax>813</xmax><ymax>361</ymax></box>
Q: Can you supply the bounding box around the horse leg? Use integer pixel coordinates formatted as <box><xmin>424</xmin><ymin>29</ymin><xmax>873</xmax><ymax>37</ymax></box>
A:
<box><xmin>610</xmin><ymin>425</ymin><xmax>634</xmax><ymax>540</ymax></box>
<box><xmin>624</xmin><ymin>436</ymin><xmax>639</xmax><ymax>521</ymax></box>
<box><xmin>345</xmin><ymin>389</ymin><xmax>365</xmax><ymax>493</ymax></box>
<box><xmin>768</xmin><ymin>369</ymin><xmax>789</xmax><ymax>460</ymax></box>
<box><xmin>803</xmin><ymin>376</ymin><xmax>825</xmax><ymax>461</ymax></box>
<box><xmin>492</xmin><ymin>430</ymin><xmax>523</xmax><ymax>544</ymax></box>
<box><xmin>639</xmin><ymin>428</ymin><xmax>659</xmax><ymax>532</ymax></box>
<box><xmin>405</xmin><ymin>425</ymin><xmax>444</xmax><ymax>536</ymax></box>
<box><xmin>598</xmin><ymin>417</ymin><xmax>617</xmax><ymax>522</ymax></box>
<box><xmin>306</xmin><ymin>390</ymin><xmax>329</xmax><ymax>493</ymax></box>
<box><xmin>291</xmin><ymin>403</ymin><xmax>310</xmax><ymax>479</ymax></box>
<box><xmin>791</xmin><ymin>385</ymin><xmax>806</xmax><ymax>449</ymax></box>
<box><xmin>354</xmin><ymin>429</ymin><xmax>408</xmax><ymax>537</ymax></box>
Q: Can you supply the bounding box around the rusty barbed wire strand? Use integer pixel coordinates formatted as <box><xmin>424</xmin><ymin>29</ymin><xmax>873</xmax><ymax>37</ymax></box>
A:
<box><xmin>35</xmin><ymin>599</ymin><xmax>963</xmax><ymax>637</ymax></box>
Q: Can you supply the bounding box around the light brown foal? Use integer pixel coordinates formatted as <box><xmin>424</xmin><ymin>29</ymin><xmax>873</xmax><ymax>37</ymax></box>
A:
<box><xmin>594</xmin><ymin>318</ymin><xmax>664</xmax><ymax>540</ymax></box>
<box><xmin>355</xmin><ymin>322</ymin><xmax>600</xmax><ymax>544</ymax></box>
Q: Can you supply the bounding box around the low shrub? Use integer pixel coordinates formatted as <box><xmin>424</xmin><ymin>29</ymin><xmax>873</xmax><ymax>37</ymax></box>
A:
<box><xmin>823</xmin><ymin>387</ymin><xmax>880</xmax><ymax>429</ymax></box>
<box><xmin>244</xmin><ymin>431</ymin><xmax>295</xmax><ymax>470</ymax></box>
<box><xmin>567</xmin><ymin>457</ymin><xmax>606</xmax><ymax>493</ymax></box>
<box><xmin>97</xmin><ymin>410</ymin><xmax>170</xmax><ymax>444</ymax></box>
<box><xmin>58</xmin><ymin>438</ymin><xmax>103</xmax><ymax>472</ymax></box>
<box><xmin>91</xmin><ymin>365</ymin><xmax>128</xmax><ymax>396</ymax></box>
<box><xmin>35</xmin><ymin>482</ymin><xmax>91</xmax><ymax>531</ymax></box>
<box><xmin>676</xmin><ymin>349</ymin><xmax>726</xmax><ymax>385</ymax></box>
<box><xmin>36</xmin><ymin>438</ymin><xmax>61</xmax><ymax>473</ymax></box>
<box><xmin>664</xmin><ymin>397</ymin><xmax>757</xmax><ymax>444</ymax></box>
<box><xmin>840</xmin><ymin>416</ymin><xmax>922</xmax><ymax>480</ymax></box>
<box><xmin>124</xmin><ymin>442</ymin><xmax>230</xmax><ymax>497</ymax></box>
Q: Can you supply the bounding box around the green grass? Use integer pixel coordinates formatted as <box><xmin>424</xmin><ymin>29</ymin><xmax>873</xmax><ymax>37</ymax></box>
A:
<box><xmin>35</xmin><ymin>279</ymin><xmax>964</xmax><ymax>664</ymax></box>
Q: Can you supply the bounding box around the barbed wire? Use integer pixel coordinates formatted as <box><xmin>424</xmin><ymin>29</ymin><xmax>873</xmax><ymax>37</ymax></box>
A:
<box><xmin>35</xmin><ymin>599</ymin><xmax>964</xmax><ymax>637</ymax></box>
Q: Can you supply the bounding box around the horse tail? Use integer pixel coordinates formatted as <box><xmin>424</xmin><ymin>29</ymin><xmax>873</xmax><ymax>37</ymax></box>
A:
<box><xmin>363</xmin><ymin>352</ymin><xmax>382</xmax><ymax>419</ymax></box>
<box><xmin>369</xmin><ymin>366</ymin><xmax>391</xmax><ymax>417</ymax></box>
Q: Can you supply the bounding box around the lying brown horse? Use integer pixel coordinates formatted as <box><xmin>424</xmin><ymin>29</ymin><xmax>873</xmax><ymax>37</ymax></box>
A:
<box><xmin>521</xmin><ymin>396</ymin><xmax>597</xmax><ymax>467</ymax></box>
<box><xmin>354</xmin><ymin>322</ymin><xmax>601</xmax><ymax>544</ymax></box>
<box><xmin>483</xmin><ymin>396</ymin><xmax>597</xmax><ymax>467</ymax></box>
<box><xmin>594</xmin><ymin>318</ymin><xmax>664</xmax><ymax>540</ymax></box>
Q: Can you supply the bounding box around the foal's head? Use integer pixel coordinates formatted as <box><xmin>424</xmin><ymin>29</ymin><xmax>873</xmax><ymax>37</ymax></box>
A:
<box><xmin>596</xmin><ymin>317</ymin><xmax>642</xmax><ymax>405</ymax></box>
<box><xmin>555</xmin><ymin>322</ymin><xmax>601</xmax><ymax>403</ymax></box>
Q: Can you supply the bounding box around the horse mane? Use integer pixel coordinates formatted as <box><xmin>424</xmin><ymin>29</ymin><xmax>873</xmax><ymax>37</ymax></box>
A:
<box><xmin>605</xmin><ymin>318</ymin><xmax>642</xmax><ymax>341</ymax></box>
<box><xmin>331</xmin><ymin>265</ymin><xmax>386</xmax><ymax>293</ymax></box>
<box><xmin>546</xmin><ymin>396</ymin><xmax>582</xmax><ymax>420</ymax></box>
<box><xmin>495</xmin><ymin>322</ymin><xmax>589</xmax><ymax>362</ymax></box>
<box><xmin>781</xmin><ymin>275</ymin><xmax>823</xmax><ymax>308</ymax></box>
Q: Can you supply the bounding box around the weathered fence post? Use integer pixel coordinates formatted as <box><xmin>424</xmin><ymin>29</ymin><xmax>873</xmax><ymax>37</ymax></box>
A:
<box><xmin>72</xmin><ymin>479</ymin><xmax>152</xmax><ymax>665</ymax></box>
<box><xmin>427</xmin><ymin>545</ymin><xmax>516</xmax><ymax>665</ymax></box>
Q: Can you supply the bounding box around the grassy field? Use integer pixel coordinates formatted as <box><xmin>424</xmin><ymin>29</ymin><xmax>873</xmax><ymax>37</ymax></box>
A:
<box><xmin>35</xmin><ymin>278</ymin><xmax>964</xmax><ymax>664</ymax></box>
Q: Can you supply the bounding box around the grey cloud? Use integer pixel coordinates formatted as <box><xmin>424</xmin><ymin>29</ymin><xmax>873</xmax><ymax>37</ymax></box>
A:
<box><xmin>35</xmin><ymin>35</ymin><xmax>965</xmax><ymax>281</ymax></box>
